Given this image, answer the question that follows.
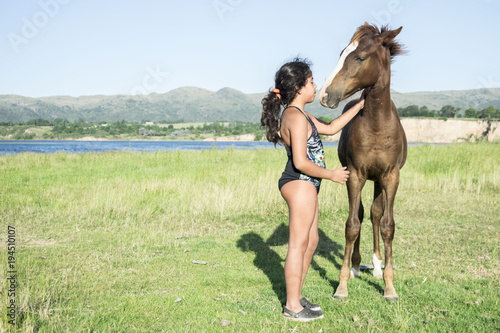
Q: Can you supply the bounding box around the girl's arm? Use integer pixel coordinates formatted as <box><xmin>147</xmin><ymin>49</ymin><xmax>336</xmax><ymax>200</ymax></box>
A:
<box><xmin>309</xmin><ymin>98</ymin><xmax>365</xmax><ymax>136</ymax></box>
<box><xmin>284</xmin><ymin>111</ymin><xmax>349</xmax><ymax>184</ymax></box>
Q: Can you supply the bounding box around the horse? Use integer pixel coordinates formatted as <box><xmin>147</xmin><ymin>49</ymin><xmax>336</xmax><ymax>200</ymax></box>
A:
<box><xmin>318</xmin><ymin>22</ymin><xmax>407</xmax><ymax>301</ymax></box>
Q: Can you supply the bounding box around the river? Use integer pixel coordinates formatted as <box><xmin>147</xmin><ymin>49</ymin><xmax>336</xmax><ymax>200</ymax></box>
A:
<box><xmin>0</xmin><ymin>140</ymin><xmax>341</xmax><ymax>155</ymax></box>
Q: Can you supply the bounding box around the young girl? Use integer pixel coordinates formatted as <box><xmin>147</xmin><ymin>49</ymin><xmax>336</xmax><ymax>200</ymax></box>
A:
<box><xmin>261</xmin><ymin>59</ymin><xmax>364</xmax><ymax>321</ymax></box>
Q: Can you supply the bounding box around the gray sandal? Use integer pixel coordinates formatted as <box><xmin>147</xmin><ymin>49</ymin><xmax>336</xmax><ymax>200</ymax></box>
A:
<box><xmin>283</xmin><ymin>306</ymin><xmax>324</xmax><ymax>322</ymax></box>
<box><xmin>300</xmin><ymin>297</ymin><xmax>321</xmax><ymax>311</ymax></box>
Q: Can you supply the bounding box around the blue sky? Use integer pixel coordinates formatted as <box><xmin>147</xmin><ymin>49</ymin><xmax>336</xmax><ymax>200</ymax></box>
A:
<box><xmin>1</xmin><ymin>0</ymin><xmax>499</xmax><ymax>97</ymax></box>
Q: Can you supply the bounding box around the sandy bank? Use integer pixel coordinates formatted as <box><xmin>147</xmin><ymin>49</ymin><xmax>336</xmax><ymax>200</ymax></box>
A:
<box><xmin>205</xmin><ymin>119</ymin><xmax>499</xmax><ymax>144</ymax></box>
<box><xmin>400</xmin><ymin>118</ymin><xmax>499</xmax><ymax>143</ymax></box>
<box><xmin>203</xmin><ymin>134</ymin><xmax>256</xmax><ymax>142</ymax></box>
<box><xmin>73</xmin><ymin>137</ymin><xmax>108</xmax><ymax>141</ymax></box>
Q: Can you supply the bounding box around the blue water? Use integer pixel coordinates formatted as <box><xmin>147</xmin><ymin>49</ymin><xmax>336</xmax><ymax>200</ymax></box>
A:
<box><xmin>0</xmin><ymin>140</ymin><xmax>341</xmax><ymax>155</ymax></box>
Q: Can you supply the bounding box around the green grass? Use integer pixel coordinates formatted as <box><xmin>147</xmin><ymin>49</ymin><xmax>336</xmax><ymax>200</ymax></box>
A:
<box><xmin>0</xmin><ymin>143</ymin><xmax>499</xmax><ymax>332</ymax></box>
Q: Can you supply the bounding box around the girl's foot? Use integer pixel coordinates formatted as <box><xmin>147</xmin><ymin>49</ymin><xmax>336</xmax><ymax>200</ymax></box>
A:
<box><xmin>283</xmin><ymin>306</ymin><xmax>324</xmax><ymax>322</ymax></box>
<box><xmin>300</xmin><ymin>297</ymin><xmax>321</xmax><ymax>311</ymax></box>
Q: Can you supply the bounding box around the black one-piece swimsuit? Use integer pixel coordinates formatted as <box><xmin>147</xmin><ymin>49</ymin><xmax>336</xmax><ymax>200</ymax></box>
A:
<box><xmin>278</xmin><ymin>106</ymin><xmax>326</xmax><ymax>193</ymax></box>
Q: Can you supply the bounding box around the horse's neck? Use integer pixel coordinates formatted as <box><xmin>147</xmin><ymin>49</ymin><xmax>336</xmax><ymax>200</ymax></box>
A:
<box><xmin>364</xmin><ymin>80</ymin><xmax>394</xmax><ymax>131</ymax></box>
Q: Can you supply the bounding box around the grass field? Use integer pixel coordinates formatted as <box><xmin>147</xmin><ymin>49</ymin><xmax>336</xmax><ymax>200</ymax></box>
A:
<box><xmin>0</xmin><ymin>143</ymin><xmax>499</xmax><ymax>332</ymax></box>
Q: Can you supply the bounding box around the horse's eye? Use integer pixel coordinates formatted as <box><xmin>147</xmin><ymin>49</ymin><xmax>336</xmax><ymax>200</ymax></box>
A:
<box><xmin>355</xmin><ymin>56</ymin><xmax>365</xmax><ymax>62</ymax></box>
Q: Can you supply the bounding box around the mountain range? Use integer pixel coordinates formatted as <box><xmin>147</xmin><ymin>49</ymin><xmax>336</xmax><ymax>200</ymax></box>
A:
<box><xmin>1</xmin><ymin>87</ymin><xmax>499</xmax><ymax>123</ymax></box>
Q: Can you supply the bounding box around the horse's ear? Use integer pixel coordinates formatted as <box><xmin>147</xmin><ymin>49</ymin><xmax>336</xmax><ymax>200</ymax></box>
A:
<box><xmin>381</xmin><ymin>26</ymin><xmax>402</xmax><ymax>44</ymax></box>
<box><xmin>380</xmin><ymin>26</ymin><xmax>405</xmax><ymax>57</ymax></box>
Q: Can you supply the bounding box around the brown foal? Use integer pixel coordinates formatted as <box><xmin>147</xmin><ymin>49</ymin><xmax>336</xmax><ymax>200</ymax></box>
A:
<box><xmin>319</xmin><ymin>23</ymin><xmax>407</xmax><ymax>301</ymax></box>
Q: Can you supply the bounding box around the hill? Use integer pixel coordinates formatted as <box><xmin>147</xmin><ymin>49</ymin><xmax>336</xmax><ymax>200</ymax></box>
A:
<box><xmin>391</xmin><ymin>88</ymin><xmax>500</xmax><ymax>111</ymax></box>
<box><xmin>1</xmin><ymin>87</ymin><xmax>499</xmax><ymax>123</ymax></box>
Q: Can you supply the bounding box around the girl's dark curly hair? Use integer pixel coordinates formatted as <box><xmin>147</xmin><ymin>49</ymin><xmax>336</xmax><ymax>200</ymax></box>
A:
<box><xmin>260</xmin><ymin>58</ymin><xmax>312</xmax><ymax>146</ymax></box>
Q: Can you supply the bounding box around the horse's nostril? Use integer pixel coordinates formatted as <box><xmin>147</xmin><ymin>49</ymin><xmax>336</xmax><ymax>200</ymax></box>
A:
<box><xmin>321</xmin><ymin>93</ymin><xmax>328</xmax><ymax>104</ymax></box>
<box><xmin>320</xmin><ymin>97</ymin><xmax>329</xmax><ymax>107</ymax></box>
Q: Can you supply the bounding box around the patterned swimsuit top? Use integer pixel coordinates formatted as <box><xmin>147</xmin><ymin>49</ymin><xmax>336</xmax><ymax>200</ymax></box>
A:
<box><xmin>282</xmin><ymin>106</ymin><xmax>326</xmax><ymax>187</ymax></box>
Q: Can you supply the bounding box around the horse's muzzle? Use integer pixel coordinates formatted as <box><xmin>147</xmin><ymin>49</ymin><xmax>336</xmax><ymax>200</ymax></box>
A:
<box><xmin>320</xmin><ymin>92</ymin><xmax>341</xmax><ymax>109</ymax></box>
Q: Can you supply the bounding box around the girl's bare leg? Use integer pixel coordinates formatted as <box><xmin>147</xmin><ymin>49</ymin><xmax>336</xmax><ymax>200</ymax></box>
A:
<box><xmin>300</xmin><ymin>197</ymin><xmax>319</xmax><ymax>294</ymax></box>
<box><xmin>281</xmin><ymin>180</ymin><xmax>318</xmax><ymax>313</ymax></box>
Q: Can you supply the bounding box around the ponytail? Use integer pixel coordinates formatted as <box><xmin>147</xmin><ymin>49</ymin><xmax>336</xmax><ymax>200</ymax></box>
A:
<box><xmin>261</xmin><ymin>90</ymin><xmax>283</xmax><ymax>146</ymax></box>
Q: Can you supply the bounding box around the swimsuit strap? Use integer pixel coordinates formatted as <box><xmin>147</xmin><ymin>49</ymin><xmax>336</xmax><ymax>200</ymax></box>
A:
<box><xmin>286</xmin><ymin>105</ymin><xmax>315</xmax><ymax>126</ymax></box>
<box><xmin>279</xmin><ymin>106</ymin><xmax>315</xmax><ymax>141</ymax></box>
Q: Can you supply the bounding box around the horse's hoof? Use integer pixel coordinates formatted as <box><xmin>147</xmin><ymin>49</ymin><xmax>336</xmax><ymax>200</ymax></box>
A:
<box><xmin>333</xmin><ymin>286</ymin><xmax>348</xmax><ymax>300</ymax></box>
<box><xmin>383</xmin><ymin>288</ymin><xmax>399</xmax><ymax>302</ymax></box>
<box><xmin>333</xmin><ymin>293</ymin><xmax>348</xmax><ymax>300</ymax></box>
<box><xmin>384</xmin><ymin>285</ymin><xmax>398</xmax><ymax>301</ymax></box>
<box><xmin>383</xmin><ymin>294</ymin><xmax>399</xmax><ymax>302</ymax></box>
<box><xmin>350</xmin><ymin>267</ymin><xmax>360</xmax><ymax>278</ymax></box>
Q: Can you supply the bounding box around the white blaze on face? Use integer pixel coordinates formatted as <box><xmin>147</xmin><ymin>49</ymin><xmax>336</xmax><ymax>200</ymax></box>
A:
<box><xmin>319</xmin><ymin>41</ymin><xmax>359</xmax><ymax>101</ymax></box>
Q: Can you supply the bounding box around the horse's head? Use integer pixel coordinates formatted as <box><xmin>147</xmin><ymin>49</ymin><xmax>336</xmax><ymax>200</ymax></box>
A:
<box><xmin>319</xmin><ymin>23</ymin><xmax>404</xmax><ymax>109</ymax></box>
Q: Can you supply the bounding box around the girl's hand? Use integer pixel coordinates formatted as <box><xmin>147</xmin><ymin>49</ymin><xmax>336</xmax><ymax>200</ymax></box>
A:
<box><xmin>330</xmin><ymin>166</ymin><xmax>350</xmax><ymax>185</ymax></box>
<box><xmin>357</xmin><ymin>98</ymin><xmax>365</xmax><ymax>110</ymax></box>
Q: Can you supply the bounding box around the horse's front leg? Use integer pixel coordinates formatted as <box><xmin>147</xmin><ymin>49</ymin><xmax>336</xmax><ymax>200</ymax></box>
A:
<box><xmin>380</xmin><ymin>170</ymin><xmax>400</xmax><ymax>301</ymax></box>
<box><xmin>334</xmin><ymin>171</ymin><xmax>366</xmax><ymax>299</ymax></box>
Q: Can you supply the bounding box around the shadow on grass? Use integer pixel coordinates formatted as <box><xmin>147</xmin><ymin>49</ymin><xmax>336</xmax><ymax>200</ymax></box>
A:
<box><xmin>310</xmin><ymin>228</ymin><xmax>343</xmax><ymax>291</ymax></box>
<box><xmin>237</xmin><ymin>223</ymin><xmax>349</xmax><ymax>304</ymax></box>
<box><xmin>236</xmin><ymin>225</ymin><xmax>287</xmax><ymax>304</ymax></box>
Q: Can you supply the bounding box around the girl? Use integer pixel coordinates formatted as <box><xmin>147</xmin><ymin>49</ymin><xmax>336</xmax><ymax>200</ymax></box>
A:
<box><xmin>261</xmin><ymin>59</ymin><xmax>364</xmax><ymax>321</ymax></box>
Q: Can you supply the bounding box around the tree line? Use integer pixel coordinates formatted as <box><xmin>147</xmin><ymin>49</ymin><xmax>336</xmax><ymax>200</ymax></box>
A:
<box><xmin>1</xmin><ymin>104</ymin><xmax>498</xmax><ymax>140</ymax></box>
<box><xmin>397</xmin><ymin>104</ymin><xmax>500</xmax><ymax>119</ymax></box>
<box><xmin>0</xmin><ymin>118</ymin><xmax>265</xmax><ymax>140</ymax></box>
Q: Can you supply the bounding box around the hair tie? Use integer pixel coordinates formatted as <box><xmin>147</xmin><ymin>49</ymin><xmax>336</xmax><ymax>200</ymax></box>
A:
<box><xmin>271</xmin><ymin>88</ymin><xmax>281</xmax><ymax>99</ymax></box>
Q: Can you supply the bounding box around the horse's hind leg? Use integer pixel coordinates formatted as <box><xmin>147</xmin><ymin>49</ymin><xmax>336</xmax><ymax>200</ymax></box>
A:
<box><xmin>350</xmin><ymin>202</ymin><xmax>364</xmax><ymax>278</ymax></box>
<box><xmin>371</xmin><ymin>181</ymin><xmax>383</xmax><ymax>278</ymax></box>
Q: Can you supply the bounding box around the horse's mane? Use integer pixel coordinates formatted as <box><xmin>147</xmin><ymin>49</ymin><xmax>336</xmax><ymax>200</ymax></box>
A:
<box><xmin>351</xmin><ymin>23</ymin><xmax>405</xmax><ymax>60</ymax></box>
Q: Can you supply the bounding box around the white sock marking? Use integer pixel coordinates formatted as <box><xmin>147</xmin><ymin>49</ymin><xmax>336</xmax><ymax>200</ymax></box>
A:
<box><xmin>372</xmin><ymin>253</ymin><xmax>383</xmax><ymax>278</ymax></box>
<box><xmin>350</xmin><ymin>267</ymin><xmax>360</xmax><ymax>278</ymax></box>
